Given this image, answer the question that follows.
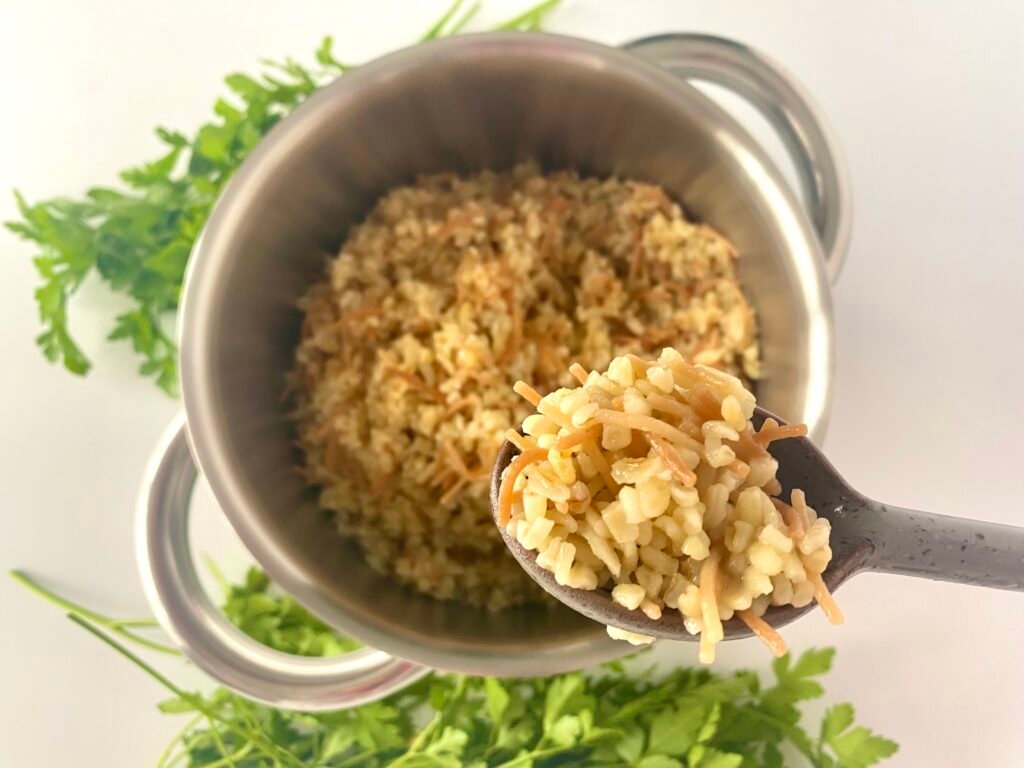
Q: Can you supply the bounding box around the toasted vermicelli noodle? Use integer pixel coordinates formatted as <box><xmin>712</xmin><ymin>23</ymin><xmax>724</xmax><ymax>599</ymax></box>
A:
<box><xmin>499</xmin><ymin>348</ymin><xmax>841</xmax><ymax>662</ymax></box>
<box><xmin>737</xmin><ymin>609</ymin><xmax>788</xmax><ymax>656</ymax></box>
<box><xmin>504</xmin><ymin>429</ymin><xmax>531</xmax><ymax>453</ymax></box>
<box><xmin>808</xmin><ymin>571</ymin><xmax>845</xmax><ymax>625</ymax></box>
<box><xmin>699</xmin><ymin>554</ymin><xmax>723</xmax><ymax>654</ymax></box>
<box><xmin>772</xmin><ymin>498</ymin><xmax>807</xmax><ymax>542</ymax></box>
<box><xmin>512</xmin><ymin>380</ymin><xmax>543</xmax><ymax>408</ymax></box>
<box><xmin>594</xmin><ymin>410</ymin><xmax>704</xmax><ymax>452</ymax></box>
<box><xmin>568</xmin><ymin>363</ymin><xmax>590</xmax><ymax>386</ymax></box>
<box><xmin>754</xmin><ymin>420</ymin><xmax>810</xmax><ymax>446</ymax></box>
<box><xmin>498</xmin><ymin>448</ymin><xmax>548</xmax><ymax>526</ymax></box>
<box><xmin>647</xmin><ymin>435</ymin><xmax>698</xmax><ymax>486</ymax></box>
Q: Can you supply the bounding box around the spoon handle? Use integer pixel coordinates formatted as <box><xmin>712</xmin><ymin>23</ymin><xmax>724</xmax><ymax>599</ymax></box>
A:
<box><xmin>861</xmin><ymin>502</ymin><xmax>1024</xmax><ymax>591</ymax></box>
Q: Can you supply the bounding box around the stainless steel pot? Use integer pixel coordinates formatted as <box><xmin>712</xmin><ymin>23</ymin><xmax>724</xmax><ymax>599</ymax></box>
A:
<box><xmin>137</xmin><ymin>32</ymin><xmax>851</xmax><ymax>711</ymax></box>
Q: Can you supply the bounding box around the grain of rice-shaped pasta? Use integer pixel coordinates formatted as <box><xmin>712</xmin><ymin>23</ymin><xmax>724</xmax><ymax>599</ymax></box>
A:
<box><xmin>498</xmin><ymin>348</ymin><xmax>842</xmax><ymax>663</ymax></box>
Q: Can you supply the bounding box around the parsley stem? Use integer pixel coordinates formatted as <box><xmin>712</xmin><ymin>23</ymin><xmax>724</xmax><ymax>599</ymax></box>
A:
<box><xmin>68</xmin><ymin>614</ymin><xmax>308</xmax><ymax>768</ymax></box>
<box><xmin>203</xmin><ymin>554</ymin><xmax>230</xmax><ymax>597</ymax></box>
<box><xmin>10</xmin><ymin>569</ymin><xmax>180</xmax><ymax>655</ymax></box>
<box><xmin>494</xmin><ymin>0</ymin><xmax>562</xmax><ymax>30</ymax></box>
<box><xmin>11</xmin><ymin>568</ymin><xmax>125</xmax><ymax>624</ymax></box>
<box><xmin>387</xmin><ymin>675</ymin><xmax>467</xmax><ymax>766</ymax></box>
<box><xmin>448</xmin><ymin>1</ymin><xmax>483</xmax><ymax>34</ymax></box>
<box><xmin>69</xmin><ymin>613</ymin><xmax>187</xmax><ymax>692</ymax></box>
<box><xmin>202</xmin><ymin>733</ymin><xmax>252</xmax><ymax>768</ymax></box>
<box><xmin>156</xmin><ymin>713</ymin><xmax>203</xmax><ymax>768</ymax></box>
<box><xmin>206</xmin><ymin>716</ymin><xmax>241</xmax><ymax>767</ymax></box>
<box><xmin>421</xmin><ymin>0</ymin><xmax>467</xmax><ymax>41</ymax></box>
<box><xmin>742</xmin><ymin>707</ymin><xmax>819</xmax><ymax>762</ymax></box>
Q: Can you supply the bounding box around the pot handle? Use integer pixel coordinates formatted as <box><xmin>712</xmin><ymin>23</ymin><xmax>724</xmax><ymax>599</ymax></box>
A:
<box><xmin>623</xmin><ymin>33</ymin><xmax>852</xmax><ymax>283</ymax></box>
<box><xmin>135</xmin><ymin>414</ymin><xmax>428</xmax><ymax>711</ymax></box>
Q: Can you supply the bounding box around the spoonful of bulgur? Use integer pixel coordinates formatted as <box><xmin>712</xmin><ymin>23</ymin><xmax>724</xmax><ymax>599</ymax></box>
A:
<box><xmin>489</xmin><ymin>349</ymin><xmax>1024</xmax><ymax>662</ymax></box>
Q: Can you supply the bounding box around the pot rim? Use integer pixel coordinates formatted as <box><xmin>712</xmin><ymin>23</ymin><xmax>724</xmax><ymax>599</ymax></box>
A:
<box><xmin>177</xmin><ymin>31</ymin><xmax>835</xmax><ymax>673</ymax></box>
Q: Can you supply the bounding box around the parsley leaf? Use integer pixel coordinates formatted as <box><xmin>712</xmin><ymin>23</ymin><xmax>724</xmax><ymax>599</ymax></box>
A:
<box><xmin>821</xmin><ymin>704</ymin><xmax>899</xmax><ymax>768</ymax></box>
<box><xmin>542</xmin><ymin>673</ymin><xmax>589</xmax><ymax>735</ymax></box>
<box><xmin>219</xmin><ymin>566</ymin><xmax>362</xmax><ymax>656</ymax></box>
<box><xmin>637</xmin><ymin>756</ymin><xmax>683</xmax><ymax>768</ymax></box>
<box><xmin>770</xmin><ymin>646</ymin><xmax>834</xmax><ymax>703</ymax></box>
<box><xmin>692</xmin><ymin>749</ymin><xmax>744</xmax><ymax>768</ymax></box>
<box><xmin>821</xmin><ymin>703</ymin><xmax>855</xmax><ymax>743</ymax></box>
<box><xmin>5</xmin><ymin>0</ymin><xmax>561</xmax><ymax>394</ymax></box>
<box><xmin>485</xmin><ymin>677</ymin><xmax>511</xmax><ymax>723</ymax></box>
<box><xmin>646</xmin><ymin>704</ymin><xmax>707</xmax><ymax>756</ymax></box>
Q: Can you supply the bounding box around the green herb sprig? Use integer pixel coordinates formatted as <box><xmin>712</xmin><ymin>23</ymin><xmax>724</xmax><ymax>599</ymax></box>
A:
<box><xmin>210</xmin><ymin>561</ymin><xmax>363</xmax><ymax>656</ymax></box>
<box><xmin>12</xmin><ymin>567</ymin><xmax>897</xmax><ymax>767</ymax></box>
<box><xmin>4</xmin><ymin>0</ymin><xmax>561</xmax><ymax>395</ymax></box>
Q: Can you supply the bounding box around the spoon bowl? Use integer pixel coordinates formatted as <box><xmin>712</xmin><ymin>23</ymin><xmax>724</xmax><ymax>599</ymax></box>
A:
<box><xmin>490</xmin><ymin>406</ymin><xmax>1024</xmax><ymax>642</ymax></box>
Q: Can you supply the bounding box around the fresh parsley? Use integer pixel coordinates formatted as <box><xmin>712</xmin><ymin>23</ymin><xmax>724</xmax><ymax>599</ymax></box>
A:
<box><xmin>11</xmin><ymin>566</ymin><xmax>897</xmax><ymax>767</ymax></box>
<box><xmin>212</xmin><ymin>563</ymin><xmax>363</xmax><ymax>656</ymax></box>
<box><xmin>4</xmin><ymin>0</ymin><xmax>562</xmax><ymax>395</ymax></box>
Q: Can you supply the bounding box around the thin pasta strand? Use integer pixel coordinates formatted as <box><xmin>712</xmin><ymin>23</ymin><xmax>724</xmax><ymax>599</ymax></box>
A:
<box><xmin>594</xmin><ymin>409</ymin><xmax>704</xmax><ymax>453</ymax></box>
<box><xmin>676</xmin><ymin>417</ymin><xmax>704</xmax><ymax>441</ymax></box>
<box><xmin>646</xmin><ymin>435</ymin><xmax>697</xmax><ymax>486</ymax></box>
<box><xmin>726</xmin><ymin>459</ymin><xmax>751</xmax><ymax>479</ymax></box>
<box><xmin>537</xmin><ymin>402</ymin><xmax>576</xmax><ymax>430</ymax></box>
<box><xmin>384</xmin><ymin>366</ymin><xmax>446</xmax><ymax>404</ymax></box>
<box><xmin>808</xmin><ymin>571</ymin><xmax>845</xmax><ymax>625</ymax></box>
<box><xmin>699</xmin><ymin>554</ymin><xmax>722</xmax><ymax>644</ymax></box>
<box><xmin>503</xmin><ymin>286</ymin><xmax>522</xmax><ymax>364</ymax></box>
<box><xmin>554</xmin><ymin>426</ymin><xmax>600</xmax><ymax>452</ymax></box>
<box><xmin>513</xmin><ymin>378</ymin><xmax>575</xmax><ymax>430</ymax></box>
<box><xmin>725</xmin><ymin>427</ymin><xmax>771</xmax><ymax>463</ymax></box>
<box><xmin>442</xmin><ymin>396</ymin><xmax>477</xmax><ymax>420</ymax></box>
<box><xmin>664</xmin><ymin>358</ymin><xmax>734</xmax><ymax>395</ymax></box>
<box><xmin>754</xmin><ymin>421</ymin><xmax>808</xmax><ymax>446</ymax></box>
<box><xmin>772</xmin><ymin>498</ymin><xmax>807</xmax><ymax>541</ymax></box>
<box><xmin>690</xmin><ymin>388</ymin><xmax>722</xmax><ymax>422</ymax></box>
<box><xmin>440</xmin><ymin>439</ymin><xmax>469</xmax><ymax>476</ymax></box>
<box><xmin>568</xmin><ymin>363</ymin><xmax>589</xmax><ymax>385</ymax></box>
<box><xmin>644</xmin><ymin>392</ymin><xmax>689</xmax><ymax>417</ymax></box>
<box><xmin>791</xmin><ymin>489</ymin><xmax>812</xmax><ymax>525</ymax></box>
<box><xmin>439</xmin><ymin>476</ymin><xmax>468</xmax><ymax>505</ymax></box>
<box><xmin>504</xmin><ymin>429</ymin><xmax>531</xmax><ymax>452</ymax></box>
<box><xmin>698</xmin><ymin>626</ymin><xmax>716</xmax><ymax>664</ymax></box>
<box><xmin>497</xmin><ymin>447</ymin><xmax>548</xmax><ymax>526</ymax></box>
<box><xmin>513</xmin><ymin>380</ymin><xmax>542</xmax><ymax>407</ymax></box>
<box><xmin>737</xmin><ymin>609</ymin><xmax>788</xmax><ymax>657</ymax></box>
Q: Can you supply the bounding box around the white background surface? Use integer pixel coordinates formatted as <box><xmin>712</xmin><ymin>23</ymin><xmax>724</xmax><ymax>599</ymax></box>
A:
<box><xmin>2</xmin><ymin>1</ymin><xmax>1022</xmax><ymax>765</ymax></box>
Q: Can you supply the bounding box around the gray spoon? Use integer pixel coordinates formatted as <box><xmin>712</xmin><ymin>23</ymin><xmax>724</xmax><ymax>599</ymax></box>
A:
<box><xmin>490</xmin><ymin>406</ymin><xmax>1024</xmax><ymax>641</ymax></box>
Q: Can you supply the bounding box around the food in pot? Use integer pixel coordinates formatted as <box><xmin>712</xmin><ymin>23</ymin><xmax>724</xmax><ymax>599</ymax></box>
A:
<box><xmin>290</xmin><ymin>164</ymin><xmax>761</xmax><ymax>609</ymax></box>
<box><xmin>497</xmin><ymin>349</ymin><xmax>842</xmax><ymax>661</ymax></box>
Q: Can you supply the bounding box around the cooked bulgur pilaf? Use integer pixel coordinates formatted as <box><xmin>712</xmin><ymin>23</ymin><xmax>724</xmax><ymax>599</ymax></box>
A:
<box><xmin>499</xmin><ymin>349</ymin><xmax>842</xmax><ymax>662</ymax></box>
<box><xmin>291</xmin><ymin>163</ymin><xmax>761</xmax><ymax>610</ymax></box>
